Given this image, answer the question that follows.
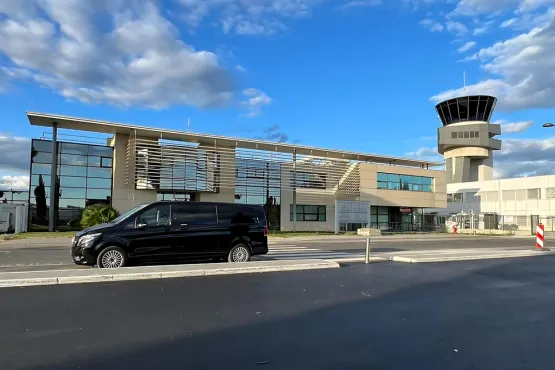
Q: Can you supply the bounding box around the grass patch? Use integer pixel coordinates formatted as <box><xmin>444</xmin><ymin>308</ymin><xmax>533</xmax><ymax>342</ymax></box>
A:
<box><xmin>1</xmin><ymin>231</ymin><xmax>77</xmax><ymax>240</ymax></box>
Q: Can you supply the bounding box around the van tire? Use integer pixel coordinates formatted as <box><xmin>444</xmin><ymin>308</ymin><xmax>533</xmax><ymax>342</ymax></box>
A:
<box><xmin>97</xmin><ymin>246</ymin><xmax>128</xmax><ymax>268</ymax></box>
<box><xmin>228</xmin><ymin>243</ymin><xmax>251</xmax><ymax>263</ymax></box>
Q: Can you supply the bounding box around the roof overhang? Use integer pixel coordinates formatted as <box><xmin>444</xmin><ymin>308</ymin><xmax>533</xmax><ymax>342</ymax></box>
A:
<box><xmin>27</xmin><ymin>112</ymin><xmax>444</xmax><ymax>168</ymax></box>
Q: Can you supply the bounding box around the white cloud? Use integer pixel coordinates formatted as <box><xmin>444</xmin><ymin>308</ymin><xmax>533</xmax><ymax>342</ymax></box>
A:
<box><xmin>493</xmin><ymin>119</ymin><xmax>534</xmax><ymax>133</ymax></box>
<box><xmin>178</xmin><ymin>0</ymin><xmax>325</xmax><ymax>35</ymax></box>
<box><xmin>453</xmin><ymin>0</ymin><xmax>517</xmax><ymax>15</ymax></box>
<box><xmin>341</xmin><ymin>0</ymin><xmax>383</xmax><ymax>9</ymax></box>
<box><xmin>241</xmin><ymin>88</ymin><xmax>271</xmax><ymax>117</ymax></box>
<box><xmin>0</xmin><ymin>0</ymin><xmax>235</xmax><ymax>109</ymax></box>
<box><xmin>420</xmin><ymin>18</ymin><xmax>444</xmax><ymax>32</ymax></box>
<box><xmin>236</xmin><ymin>65</ymin><xmax>247</xmax><ymax>72</ymax></box>
<box><xmin>0</xmin><ymin>134</ymin><xmax>31</xmax><ymax>174</ymax></box>
<box><xmin>494</xmin><ymin>136</ymin><xmax>555</xmax><ymax>178</ymax></box>
<box><xmin>0</xmin><ymin>176</ymin><xmax>29</xmax><ymax>191</ymax></box>
<box><xmin>500</xmin><ymin>17</ymin><xmax>518</xmax><ymax>27</ymax></box>
<box><xmin>473</xmin><ymin>26</ymin><xmax>489</xmax><ymax>35</ymax></box>
<box><xmin>404</xmin><ymin>146</ymin><xmax>444</xmax><ymax>162</ymax></box>
<box><xmin>431</xmin><ymin>17</ymin><xmax>555</xmax><ymax>111</ymax></box>
<box><xmin>446</xmin><ymin>20</ymin><xmax>469</xmax><ymax>36</ymax></box>
<box><xmin>458</xmin><ymin>41</ymin><xmax>477</xmax><ymax>52</ymax></box>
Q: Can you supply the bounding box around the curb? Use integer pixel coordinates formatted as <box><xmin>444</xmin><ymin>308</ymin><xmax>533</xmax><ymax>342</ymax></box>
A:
<box><xmin>0</xmin><ymin>260</ymin><xmax>340</xmax><ymax>288</ymax></box>
<box><xmin>327</xmin><ymin>257</ymin><xmax>389</xmax><ymax>264</ymax></box>
<box><xmin>390</xmin><ymin>251</ymin><xmax>555</xmax><ymax>263</ymax></box>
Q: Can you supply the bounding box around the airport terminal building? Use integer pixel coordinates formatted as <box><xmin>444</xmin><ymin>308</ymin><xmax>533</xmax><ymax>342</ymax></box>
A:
<box><xmin>26</xmin><ymin>112</ymin><xmax>447</xmax><ymax>232</ymax></box>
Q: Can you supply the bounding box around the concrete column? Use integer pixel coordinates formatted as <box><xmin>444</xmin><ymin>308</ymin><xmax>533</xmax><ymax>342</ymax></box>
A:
<box><xmin>48</xmin><ymin>122</ymin><xmax>58</xmax><ymax>232</ymax></box>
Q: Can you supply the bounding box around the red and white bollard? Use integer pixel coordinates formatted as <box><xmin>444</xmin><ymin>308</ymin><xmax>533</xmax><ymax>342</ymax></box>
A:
<box><xmin>536</xmin><ymin>223</ymin><xmax>545</xmax><ymax>249</ymax></box>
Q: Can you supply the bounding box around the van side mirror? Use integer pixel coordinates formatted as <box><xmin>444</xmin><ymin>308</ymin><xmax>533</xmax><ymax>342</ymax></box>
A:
<box><xmin>136</xmin><ymin>222</ymin><xmax>147</xmax><ymax>230</ymax></box>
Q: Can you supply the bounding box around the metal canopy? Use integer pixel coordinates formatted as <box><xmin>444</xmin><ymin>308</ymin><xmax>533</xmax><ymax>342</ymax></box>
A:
<box><xmin>27</xmin><ymin>112</ymin><xmax>444</xmax><ymax>168</ymax></box>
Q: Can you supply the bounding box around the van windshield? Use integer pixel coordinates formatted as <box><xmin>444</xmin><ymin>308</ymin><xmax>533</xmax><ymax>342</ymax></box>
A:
<box><xmin>110</xmin><ymin>204</ymin><xmax>150</xmax><ymax>224</ymax></box>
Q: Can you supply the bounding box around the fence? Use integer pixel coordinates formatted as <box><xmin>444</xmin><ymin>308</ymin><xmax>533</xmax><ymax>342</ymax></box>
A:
<box><xmin>445</xmin><ymin>213</ymin><xmax>555</xmax><ymax>235</ymax></box>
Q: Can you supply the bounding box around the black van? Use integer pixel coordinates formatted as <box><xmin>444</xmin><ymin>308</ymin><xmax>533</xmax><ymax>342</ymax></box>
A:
<box><xmin>71</xmin><ymin>201</ymin><xmax>268</xmax><ymax>268</ymax></box>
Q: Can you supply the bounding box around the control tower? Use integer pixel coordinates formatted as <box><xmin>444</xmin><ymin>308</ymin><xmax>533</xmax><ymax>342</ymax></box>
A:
<box><xmin>436</xmin><ymin>95</ymin><xmax>501</xmax><ymax>183</ymax></box>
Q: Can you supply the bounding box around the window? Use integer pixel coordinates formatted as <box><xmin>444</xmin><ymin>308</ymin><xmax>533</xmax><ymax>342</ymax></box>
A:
<box><xmin>451</xmin><ymin>132</ymin><xmax>457</xmax><ymax>139</ymax></box>
<box><xmin>101</xmin><ymin>157</ymin><xmax>113</xmax><ymax>168</ymax></box>
<box><xmin>32</xmin><ymin>152</ymin><xmax>52</xmax><ymax>164</ymax></box>
<box><xmin>453</xmin><ymin>193</ymin><xmax>463</xmax><ymax>202</ymax></box>
<box><xmin>377</xmin><ymin>173</ymin><xmax>434</xmax><ymax>192</ymax></box>
<box><xmin>463</xmin><ymin>131</ymin><xmax>470</xmax><ymax>138</ymax></box>
<box><xmin>527</xmin><ymin>188</ymin><xmax>540</xmax><ymax>200</ymax></box>
<box><xmin>293</xmin><ymin>171</ymin><xmax>327</xmax><ymax>189</ymax></box>
<box><xmin>470</xmin><ymin>131</ymin><xmax>475</xmax><ymax>138</ymax></box>
<box><xmin>217</xmin><ymin>205</ymin><xmax>261</xmax><ymax>224</ymax></box>
<box><xmin>465</xmin><ymin>192</ymin><xmax>478</xmax><ymax>202</ymax></box>
<box><xmin>173</xmin><ymin>203</ymin><xmax>217</xmax><ymax>225</ymax></box>
<box><xmin>474</xmin><ymin>131</ymin><xmax>479</xmax><ymax>138</ymax></box>
<box><xmin>138</xmin><ymin>204</ymin><xmax>171</xmax><ymax>227</ymax></box>
<box><xmin>502</xmin><ymin>190</ymin><xmax>515</xmax><ymax>201</ymax></box>
<box><xmin>61</xmin><ymin>143</ymin><xmax>88</xmax><ymax>155</ymax></box>
<box><xmin>457</xmin><ymin>132</ymin><xmax>464</xmax><ymax>138</ymax></box>
<box><xmin>290</xmin><ymin>205</ymin><xmax>326</xmax><ymax>222</ymax></box>
<box><xmin>87</xmin><ymin>167</ymin><xmax>112</xmax><ymax>178</ymax></box>
<box><xmin>547</xmin><ymin>188</ymin><xmax>555</xmax><ymax>199</ymax></box>
<box><xmin>60</xmin><ymin>154</ymin><xmax>87</xmax><ymax>166</ymax></box>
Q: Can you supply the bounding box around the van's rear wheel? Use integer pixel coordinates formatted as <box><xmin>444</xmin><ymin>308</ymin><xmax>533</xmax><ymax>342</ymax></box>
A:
<box><xmin>97</xmin><ymin>246</ymin><xmax>128</xmax><ymax>268</ymax></box>
<box><xmin>228</xmin><ymin>243</ymin><xmax>251</xmax><ymax>263</ymax></box>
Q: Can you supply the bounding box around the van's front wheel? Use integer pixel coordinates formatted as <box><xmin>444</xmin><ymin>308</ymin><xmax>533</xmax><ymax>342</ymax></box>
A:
<box><xmin>228</xmin><ymin>243</ymin><xmax>251</xmax><ymax>263</ymax></box>
<box><xmin>97</xmin><ymin>246</ymin><xmax>128</xmax><ymax>268</ymax></box>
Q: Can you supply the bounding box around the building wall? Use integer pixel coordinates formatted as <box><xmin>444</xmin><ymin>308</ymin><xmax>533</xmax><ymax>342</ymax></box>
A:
<box><xmin>361</xmin><ymin>164</ymin><xmax>447</xmax><ymax>208</ymax></box>
<box><xmin>111</xmin><ymin>134</ymin><xmax>157</xmax><ymax>213</ymax></box>
<box><xmin>279</xmin><ymin>163</ymin><xmax>447</xmax><ymax>231</ymax></box>
<box><xmin>431</xmin><ymin>175</ymin><xmax>555</xmax><ymax>217</ymax></box>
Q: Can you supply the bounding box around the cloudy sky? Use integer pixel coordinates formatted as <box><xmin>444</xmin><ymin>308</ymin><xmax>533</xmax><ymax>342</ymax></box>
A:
<box><xmin>1</xmin><ymin>0</ymin><xmax>555</xmax><ymax>190</ymax></box>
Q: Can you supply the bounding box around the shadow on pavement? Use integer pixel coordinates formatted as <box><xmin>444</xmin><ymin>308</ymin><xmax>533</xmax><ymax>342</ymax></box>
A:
<box><xmin>2</xmin><ymin>256</ymin><xmax>555</xmax><ymax>370</ymax></box>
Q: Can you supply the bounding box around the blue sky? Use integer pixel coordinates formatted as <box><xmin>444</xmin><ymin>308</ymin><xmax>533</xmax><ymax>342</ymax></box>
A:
<box><xmin>1</xmin><ymin>0</ymin><xmax>555</xmax><ymax>189</ymax></box>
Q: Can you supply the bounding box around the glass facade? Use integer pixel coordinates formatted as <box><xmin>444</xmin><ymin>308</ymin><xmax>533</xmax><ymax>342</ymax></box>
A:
<box><xmin>235</xmin><ymin>159</ymin><xmax>281</xmax><ymax>229</ymax></box>
<box><xmin>377</xmin><ymin>173</ymin><xmax>433</xmax><ymax>192</ymax></box>
<box><xmin>290</xmin><ymin>205</ymin><xmax>326</xmax><ymax>222</ymax></box>
<box><xmin>370</xmin><ymin>206</ymin><xmax>429</xmax><ymax>232</ymax></box>
<box><xmin>0</xmin><ymin>191</ymin><xmax>29</xmax><ymax>204</ymax></box>
<box><xmin>435</xmin><ymin>95</ymin><xmax>496</xmax><ymax>126</ymax></box>
<box><xmin>29</xmin><ymin>139</ymin><xmax>113</xmax><ymax>230</ymax></box>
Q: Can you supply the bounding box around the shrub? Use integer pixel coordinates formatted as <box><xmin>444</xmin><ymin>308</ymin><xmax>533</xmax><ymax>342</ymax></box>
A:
<box><xmin>80</xmin><ymin>204</ymin><xmax>120</xmax><ymax>228</ymax></box>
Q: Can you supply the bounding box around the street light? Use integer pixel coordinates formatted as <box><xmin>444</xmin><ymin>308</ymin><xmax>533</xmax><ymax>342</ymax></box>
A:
<box><xmin>543</xmin><ymin>122</ymin><xmax>554</xmax><ymax>128</ymax></box>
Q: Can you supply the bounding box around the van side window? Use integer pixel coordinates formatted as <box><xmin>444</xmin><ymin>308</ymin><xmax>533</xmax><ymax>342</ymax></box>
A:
<box><xmin>173</xmin><ymin>204</ymin><xmax>217</xmax><ymax>226</ymax></box>
<box><xmin>218</xmin><ymin>205</ymin><xmax>259</xmax><ymax>224</ymax></box>
<box><xmin>138</xmin><ymin>204</ymin><xmax>171</xmax><ymax>227</ymax></box>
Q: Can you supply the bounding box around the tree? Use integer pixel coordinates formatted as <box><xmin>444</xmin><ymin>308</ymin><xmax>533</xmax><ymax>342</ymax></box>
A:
<box><xmin>34</xmin><ymin>175</ymin><xmax>47</xmax><ymax>225</ymax></box>
<box><xmin>80</xmin><ymin>204</ymin><xmax>120</xmax><ymax>228</ymax></box>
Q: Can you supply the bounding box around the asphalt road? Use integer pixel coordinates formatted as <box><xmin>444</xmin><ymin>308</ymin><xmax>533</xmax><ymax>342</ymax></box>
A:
<box><xmin>0</xmin><ymin>236</ymin><xmax>537</xmax><ymax>272</ymax></box>
<box><xmin>1</xmin><ymin>256</ymin><xmax>554</xmax><ymax>370</ymax></box>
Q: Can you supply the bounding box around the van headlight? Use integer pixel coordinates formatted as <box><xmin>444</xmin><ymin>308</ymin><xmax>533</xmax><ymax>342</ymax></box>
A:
<box><xmin>77</xmin><ymin>233</ymin><xmax>102</xmax><ymax>248</ymax></box>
